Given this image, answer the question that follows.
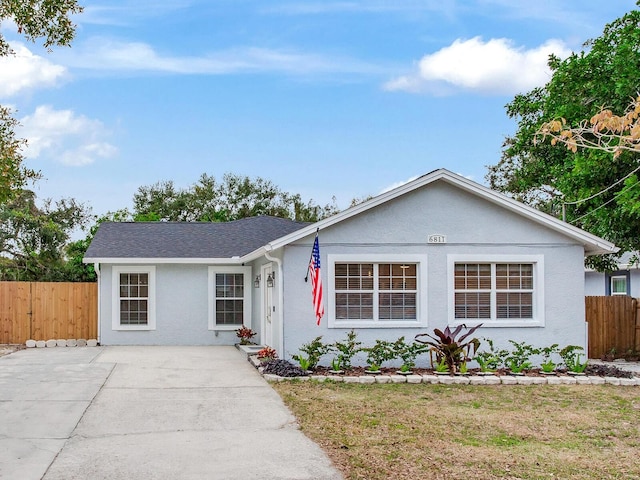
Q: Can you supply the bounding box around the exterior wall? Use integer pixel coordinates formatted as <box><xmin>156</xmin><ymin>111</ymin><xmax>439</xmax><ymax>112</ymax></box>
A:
<box><xmin>584</xmin><ymin>271</ymin><xmax>604</xmax><ymax>296</ymax></box>
<box><xmin>585</xmin><ymin>269</ymin><xmax>640</xmax><ymax>297</ymax></box>
<box><xmin>99</xmin><ymin>263</ymin><xmax>255</xmax><ymax>346</ymax></box>
<box><xmin>280</xmin><ymin>180</ymin><xmax>588</xmax><ymax>367</ymax></box>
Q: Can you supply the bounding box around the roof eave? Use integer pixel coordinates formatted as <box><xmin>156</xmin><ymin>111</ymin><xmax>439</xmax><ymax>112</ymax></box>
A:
<box><xmin>82</xmin><ymin>257</ymin><xmax>245</xmax><ymax>265</ymax></box>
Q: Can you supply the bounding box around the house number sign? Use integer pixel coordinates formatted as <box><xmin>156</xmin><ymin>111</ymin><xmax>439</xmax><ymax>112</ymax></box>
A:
<box><xmin>428</xmin><ymin>234</ymin><xmax>447</xmax><ymax>244</ymax></box>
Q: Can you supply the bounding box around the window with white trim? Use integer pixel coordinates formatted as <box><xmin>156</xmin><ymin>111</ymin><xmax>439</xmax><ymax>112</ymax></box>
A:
<box><xmin>208</xmin><ymin>266</ymin><xmax>251</xmax><ymax>330</ymax></box>
<box><xmin>448</xmin><ymin>255</ymin><xmax>544</xmax><ymax>327</ymax></box>
<box><xmin>112</xmin><ymin>266</ymin><xmax>156</xmax><ymax>331</ymax></box>
<box><xmin>328</xmin><ymin>255</ymin><xmax>427</xmax><ymax>328</ymax></box>
<box><xmin>610</xmin><ymin>275</ymin><xmax>628</xmax><ymax>296</ymax></box>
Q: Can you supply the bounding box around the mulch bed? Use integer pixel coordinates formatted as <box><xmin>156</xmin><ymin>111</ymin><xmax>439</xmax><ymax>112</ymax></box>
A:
<box><xmin>305</xmin><ymin>364</ymin><xmax>636</xmax><ymax>379</ymax></box>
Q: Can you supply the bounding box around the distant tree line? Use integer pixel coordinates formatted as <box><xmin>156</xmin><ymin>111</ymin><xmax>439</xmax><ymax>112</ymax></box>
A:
<box><xmin>1</xmin><ymin>173</ymin><xmax>342</xmax><ymax>282</ymax></box>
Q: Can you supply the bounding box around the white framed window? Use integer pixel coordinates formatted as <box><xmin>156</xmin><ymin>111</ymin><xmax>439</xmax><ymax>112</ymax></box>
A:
<box><xmin>112</xmin><ymin>266</ymin><xmax>156</xmax><ymax>331</ymax></box>
<box><xmin>448</xmin><ymin>255</ymin><xmax>544</xmax><ymax>327</ymax></box>
<box><xmin>610</xmin><ymin>275</ymin><xmax>628</xmax><ymax>296</ymax></box>
<box><xmin>208</xmin><ymin>266</ymin><xmax>252</xmax><ymax>330</ymax></box>
<box><xmin>327</xmin><ymin>254</ymin><xmax>427</xmax><ymax>328</ymax></box>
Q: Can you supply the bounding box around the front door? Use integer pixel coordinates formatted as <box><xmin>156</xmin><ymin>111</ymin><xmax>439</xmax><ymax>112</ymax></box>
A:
<box><xmin>261</xmin><ymin>263</ymin><xmax>274</xmax><ymax>347</ymax></box>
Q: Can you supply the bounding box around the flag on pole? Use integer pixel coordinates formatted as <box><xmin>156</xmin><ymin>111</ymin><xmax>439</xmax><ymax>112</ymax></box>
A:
<box><xmin>308</xmin><ymin>232</ymin><xmax>324</xmax><ymax>325</ymax></box>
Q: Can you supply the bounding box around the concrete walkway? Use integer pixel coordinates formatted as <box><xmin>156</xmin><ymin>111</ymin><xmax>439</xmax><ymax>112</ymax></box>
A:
<box><xmin>0</xmin><ymin>346</ymin><xmax>343</xmax><ymax>480</ymax></box>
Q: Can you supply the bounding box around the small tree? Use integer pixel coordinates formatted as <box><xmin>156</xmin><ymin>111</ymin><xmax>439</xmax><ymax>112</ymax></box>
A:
<box><xmin>391</xmin><ymin>336</ymin><xmax>429</xmax><ymax>371</ymax></box>
<box><xmin>364</xmin><ymin>340</ymin><xmax>395</xmax><ymax>372</ymax></box>
<box><xmin>292</xmin><ymin>336</ymin><xmax>334</xmax><ymax>370</ymax></box>
<box><xmin>332</xmin><ymin>330</ymin><xmax>362</xmax><ymax>371</ymax></box>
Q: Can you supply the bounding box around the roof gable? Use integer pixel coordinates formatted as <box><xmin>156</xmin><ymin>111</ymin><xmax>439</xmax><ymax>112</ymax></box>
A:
<box><xmin>258</xmin><ymin>169</ymin><xmax>616</xmax><ymax>257</ymax></box>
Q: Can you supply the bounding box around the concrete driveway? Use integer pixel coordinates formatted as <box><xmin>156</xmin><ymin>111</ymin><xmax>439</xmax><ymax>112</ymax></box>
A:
<box><xmin>0</xmin><ymin>346</ymin><xmax>342</xmax><ymax>480</ymax></box>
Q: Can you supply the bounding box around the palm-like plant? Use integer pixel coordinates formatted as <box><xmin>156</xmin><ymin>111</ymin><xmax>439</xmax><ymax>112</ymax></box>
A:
<box><xmin>415</xmin><ymin>324</ymin><xmax>482</xmax><ymax>374</ymax></box>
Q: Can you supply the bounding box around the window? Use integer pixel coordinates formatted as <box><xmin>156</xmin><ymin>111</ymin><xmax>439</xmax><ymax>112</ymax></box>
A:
<box><xmin>328</xmin><ymin>255</ymin><xmax>427</xmax><ymax>328</ymax></box>
<box><xmin>112</xmin><ymin>266</ymin><xmax>156</xmax><ymax>330</ymax></box>
<box><xmin>448</xmin><ymin>255</ymin><xmax>544</xmax><ymax>327</ymax></box>
<box><xmin>610</xmin><ymin>275</ymin><xmax>628</xmax><ymax>296</ymax></box>
<box><xmin>208</xmin><ymin>266</ymin><xmax>251</xmax><ymax>330</ymax></box>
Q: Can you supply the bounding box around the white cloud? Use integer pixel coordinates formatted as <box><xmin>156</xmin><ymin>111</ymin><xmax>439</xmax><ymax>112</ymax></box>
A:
<box><xmin>57</xmin><ymin>37</ymin><xmax>383</xmax><ymax>77</ymax></box>
<box><xmin>0</xmin><ymin>43</ymin><xmax>68</xmax><ymax>98</ymax></box>
<box><xmin>19</xmin><ymin>105</ymin><xmax>118</xmax><ymax>166</ymax></box>
<box><xmin>384</xmin><ymin>37</ymin><xmax>571</xmax><ymax>95</ymax></box>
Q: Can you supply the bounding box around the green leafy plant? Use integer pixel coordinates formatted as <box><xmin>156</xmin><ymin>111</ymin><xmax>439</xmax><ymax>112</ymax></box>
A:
<box><xmin>364</xmin><ymin>339</ymin><xmax>395</xmax><ymax>372</ymax></box>
<box><xmin>539</xmin><ymin>343</ymin><xmax>559</xmax><ymax>373</ymax></box>
<box><xmin>473</xmin><ymin>338</ymin><xmax>505</xmax><ymax>373</ymax></box>
<box><xmin>399</xmin><ymin>363</ymin><xmax>411</xmax><ymax>373</ymax></box>
<box><xmin>292</xmin><ymin>336</ymin><xmax>333</xmax><ymax>370</ymax></box>
<box><xmin>257</xmin><ymin>346</ymin><xmax>277</xmax><ymax>362</ymax></box>
<box><xmin>505</xmin><ymin>340</ymin><xmax>538</xmax><ymax>374</ymax></box>
<box><xmin>297</xmin><ymin>355</ymin><xmax>311</xmax><ymax>371</ymax></box>
<box><xmin>330</xmin><ymin>357</ymin><xmax>342</xmax><ymax>372</ymax></box>
<box><xmin>560</xmin><ymin>345</ymin><xmax>588</xmax><ymax>373</ymax></box>
<box><xmin>459</xmin><ymin>361</ymin><xmax>468</xmax><ymax>375</ymax></box>
<box><xmin>333</xmin><ymin>330</ymin><xmax>362</xmax><ymax>371</ymax></box>
<box><xmin>391</xmin><ymin>336</ymin><xmax>429</xmax><ymax>371</ymax></box>
<box><xmin>540</xmin><ymin>359</ymin><xmax>556</xmax><ymax>373</ymax></box>
<box><xmin>236</xmin><ymin>326</ymin><xmax>257</xmax><ymax>345</ymax></box>
<box><xmin>416</xmin><ymin>324</ymin><xmax>482</xmax><ymax>374</ymax></box>
<box><xmin>434</xmin><ymin>357</ymin><xmax>449</xmax><ymax>373</ymax></box>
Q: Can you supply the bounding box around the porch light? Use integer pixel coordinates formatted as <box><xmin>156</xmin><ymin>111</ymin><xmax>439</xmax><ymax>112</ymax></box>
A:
<box><xmin>254</xmin><ymin>275</ymin><xmax>261</xmax><ymax>288</ymax></box>
<box><xmin>266</xmin><ymin>272</ymin><xmax>275</xmax><ymax>288</ymax></box>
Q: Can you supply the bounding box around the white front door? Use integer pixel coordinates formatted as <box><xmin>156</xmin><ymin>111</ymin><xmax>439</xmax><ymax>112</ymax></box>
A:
<box><xmin>261</xmin><ymin>263</ymin><xmax>274</xmax><ymax>347</ymax></box>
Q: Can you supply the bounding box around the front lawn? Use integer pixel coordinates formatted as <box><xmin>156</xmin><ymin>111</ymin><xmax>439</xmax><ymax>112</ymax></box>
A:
<box><xmin>273</xmin><ymin>382</ymin><xmax>640</xmax><ymax>480</ymax></box>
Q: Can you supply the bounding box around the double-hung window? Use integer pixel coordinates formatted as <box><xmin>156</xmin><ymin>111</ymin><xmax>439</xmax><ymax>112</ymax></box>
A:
<box><xmin>112</xmin><ymin>266</ymin><xmax>156</xmax><ymax>330</ymax></box>
<box><xmin>448</xmin><ymin>255</ymin><xmax>544</xmax><ymax>327</ymax></box>
<box><xmin>328</xmin><ymin>255</ymin><xmax>427</xmax><ymax>328</ymax></box>
<box><xmin>208</xmin><ymin>266</ymin><xmax>251</xmax><ymax>330</ymax></box>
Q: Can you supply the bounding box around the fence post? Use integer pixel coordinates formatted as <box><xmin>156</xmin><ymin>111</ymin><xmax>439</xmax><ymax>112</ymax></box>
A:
<box><xmin>635</xmin><ymin>298</ymin><xmax>640</xmax><ymax>351</ymax></box>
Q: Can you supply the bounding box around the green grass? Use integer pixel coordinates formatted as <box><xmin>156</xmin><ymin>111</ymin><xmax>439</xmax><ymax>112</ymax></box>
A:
<box><xmin>273</xmin><ymin>382</ymin><xmax>640</xmax><ymax>480</ymax></box>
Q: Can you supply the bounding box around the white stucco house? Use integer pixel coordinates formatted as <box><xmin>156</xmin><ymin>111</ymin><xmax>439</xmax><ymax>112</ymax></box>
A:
<box><xmin>84</xmin><ymin>169</ymin><xmax>616</xmax><ymax>363</ymax></box>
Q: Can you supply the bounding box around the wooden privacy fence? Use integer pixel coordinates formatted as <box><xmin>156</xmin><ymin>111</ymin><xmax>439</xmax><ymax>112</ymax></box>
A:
<box><xmin>586</xmin><ymin>296</ymin><xmax>640</xmax><ymax>359</ymax></box>
<box><xmin>0</xmin><ymin>282</ymin><xmax>97</xmax><ymax>344</ymax></box>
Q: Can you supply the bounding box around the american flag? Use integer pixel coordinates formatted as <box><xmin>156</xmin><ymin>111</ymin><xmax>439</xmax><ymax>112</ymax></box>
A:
<box><xmin>308</xmin><ymin>233</ymin><xmax>324</xmax><ymax>325</ymax></box>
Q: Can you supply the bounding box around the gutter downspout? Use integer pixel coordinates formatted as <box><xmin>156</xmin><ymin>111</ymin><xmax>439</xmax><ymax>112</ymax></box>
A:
<box><xmin>94</xmin><ymin>263</ymin><xmax>101</xmax><ymax>345</ymax></box>
<box><xmin>264</xmin><ymin>248</ymin><xmax>284</xmax><ymax>356</ymax></box>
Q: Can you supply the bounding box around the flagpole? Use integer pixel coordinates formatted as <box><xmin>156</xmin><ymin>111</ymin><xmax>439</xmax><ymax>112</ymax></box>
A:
<box><xmin>304</xmin><ymin>228</ymin><xmax>320</xmax><ymax>282</ymax></box>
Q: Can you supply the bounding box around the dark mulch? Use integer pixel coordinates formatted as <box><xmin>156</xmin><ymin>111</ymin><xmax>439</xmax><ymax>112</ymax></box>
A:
<box><xmin>311</xmin><ymin>364</ymin><xmax>635</xmax><ymax>378</ymax></box>
<box><xmin>258</xmin><ymin>359</ymin><xmax>636</xmax><ymax>379</ymax></box>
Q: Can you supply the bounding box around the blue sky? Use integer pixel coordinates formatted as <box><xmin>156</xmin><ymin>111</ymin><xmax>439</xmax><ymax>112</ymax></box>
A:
<box><xmin>1</xmin><ymin>1</ymin><xmax>637</xmax><ymax>218</ymax></box>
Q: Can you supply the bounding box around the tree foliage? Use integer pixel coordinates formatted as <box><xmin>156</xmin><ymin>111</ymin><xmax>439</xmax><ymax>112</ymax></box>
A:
<box><xmin>0</xmin><ymin>105</ymin><xmax>40</xmax><ymax>204</ymax></box>
<box><xmin>0</xmin><ymin>0</ymin><xmax>83</xmax><ymax>203</ymax></box>
<box><xmin>0</xmin><ymin>0</ymin><xmax>82</xmax><ymax>56</ymax></box>
<box><xmin>537</xmin><ymin>96</ymin><xmax>640</xmax><ymax>158</ymax></box>
<box><xmin>0</xmin><ymin>190</ymin><xmax>91</xmax><ymax>281</ymax></box>
<box><xmin>0</xmin><ymin>1</ymin><xmax>91</xmax><ymax>281</ymax></box>
<box><xmin>133</xmin><ymin>172</ymin><xmax>340</xmax><ymax>223</ymax></box>
<box><xmin>487</xmin><ymin>7</ymin><xmax>640</xmax><ymax>268</ymax></box>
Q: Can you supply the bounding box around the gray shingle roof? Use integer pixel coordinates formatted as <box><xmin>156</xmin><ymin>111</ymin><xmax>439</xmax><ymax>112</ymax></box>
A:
<box><xmin>84</xmin><ymin>216</ymin><xmax>309</xmax><ymax>259</ymax></box>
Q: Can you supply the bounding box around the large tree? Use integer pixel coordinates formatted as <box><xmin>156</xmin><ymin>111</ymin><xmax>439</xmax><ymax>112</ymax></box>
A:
<box><xmin>0</xmin><ymin>1</ymin><xmax>87</xmax><ymax>281</ymax></box>
<box><xmin>487</xmin><ymin>7</ymin><xmax>640</xmax><ymax>269</ymax></box>
<box><xmin>133</xmin><ymin>173</ymin><xmax>340</xmax><ymax>223</ymax></box>
<box><xmin>0</xmin><ymin>190</ymin><xmax>91</xmax><ymax>281</ymax></box>
<box><xmin>0</xmin><ymin>0</ymin><xmax>83</xmax><ymax>203</ymax></box>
